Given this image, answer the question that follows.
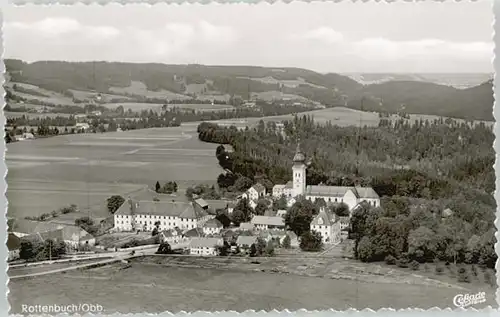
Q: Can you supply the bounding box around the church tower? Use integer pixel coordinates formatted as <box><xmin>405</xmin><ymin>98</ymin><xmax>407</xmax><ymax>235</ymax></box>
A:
<box><xmin>292</xmin><ymin>141</ymin><xmax>307</xmax><ymax>197</ymax></box>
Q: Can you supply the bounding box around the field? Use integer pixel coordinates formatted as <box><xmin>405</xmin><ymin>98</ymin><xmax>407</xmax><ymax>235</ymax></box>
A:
<box><xmin>109</xmin><ymin>81</ymin><xmax>190</xmax><ymax>100</ymax></box>
<box><xmin>6</xmin><ymin>125</ymin><xmax>225</xmax><ymax>220</ymax></box>
<box><xmin>100</xmin><ymin>102</ymin><xmax>235</xmax><ymax>113</ymax></box>
<box><xmin>5</xmin><ymin>111</ymin><xmax>74</xmax><ymax>119</ymax></box>
<box><xmin>6</xmin><ymin>82</ymin><xmax>75</xmax><ymax>106</ymax></box>
<box><xmin>8</xmin><ymin>258</ymin><xmax>496</xmax><ymax>313</ymax></box>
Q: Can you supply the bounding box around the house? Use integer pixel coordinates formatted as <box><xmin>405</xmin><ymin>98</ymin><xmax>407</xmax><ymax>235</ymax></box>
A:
<box><xmin>239</xmin><ymin>222</ymin><xmax>254</xmax><ymax>231</ymax></box>
<box><xmin>203</xmin><ymin>218</ymin><xmax>223</xmax><ymax>236</ymax></box>
<box><xmin>227</xmin><ymin>202</ymin><xmax>236</xmax><ymax>214</ymax></box>
<box><xmin>194</xmin><ymin>198</ymin><xmax>209</xmax><ymax>210</ymax></box>
<box><xmin>310</xmin><ymin>208</ymin><xmax>341</xmax><ymax>244</ymax></box>
<box><xmin>286</xmin><ymin>197</ymin><xmax>296</xmax><ymax>208</ymax></box>
<box><xmin>22</xmin><ymin>226</ymin><xmax>95</xmax><ymax>252</ymax></box>
<box><xmin>250</xmin><ymin>216</ymin><xmax>285</xmax><ymax>231</ymax></box>
<box><xmin>8</xmin><ymin>219</ymin><xmax>65</xmax><ymax>238</ymax></box>
<box><xmin>160</xmin><ymin>227</ymin><xmax>183</xmax><ymax>244</ymax></box>
<box><xmin>272</xmin><ymin>143</ymin><xmax>380</xmax><ymax>212</ymax></box>
<box><xmin>113</xmin><ymin>198</ymin><xmax>211</xmax><ymax>232</ymax></box>
<box><xmin>236</xmin><ymin>235</ymin><xmax>258</xmax><ymax>249</ymax></box>
<box><xmin>188</xmin><ymin>237</ymin><xmax>223</xmax><ymax>256</ymax></box>
<box><xmin>249</xmin><ymin>199</ymin><xmax>258</xmax><ymax>210</ymax></box>
<box><xmin>442</xmin><ymin>208</ymin><xmax>454</xmax><ymax>218</ymax></box>
<box><xmin>276</xmin><ymin>210</ymin><xmax>287</xmax><ymax>218</ymax></box>
<box><xmin>7</xmin><ymin>233</ymin><xmax>21</xmax><ymax>261</ymax></box>
<box><xmin>339</xmin><ymin>216</ymin><xmax>350</xmax><ymax>231</ymax></box>
<box><xmin>75</xmin><ymin>122</ymin><xmax>90</xmax><ymax>132</ymax></box>
<box><xmin>247</xmin><ymin>183</ymin><xmax>266</xmax><ymax>201</ymax></box>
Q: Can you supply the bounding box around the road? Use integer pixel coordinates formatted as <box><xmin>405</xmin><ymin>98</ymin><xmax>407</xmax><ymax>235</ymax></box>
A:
<box><xmin>9</xmin><ymin>242</ymin><xmax>189</xmax><ymax>279</ymax></box>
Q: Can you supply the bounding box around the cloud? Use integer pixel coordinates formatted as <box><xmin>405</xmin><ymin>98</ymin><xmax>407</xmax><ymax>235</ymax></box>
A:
<box><xmin>291</xmin><ymin>27</ymin><xmax>344</xmax><ymax>44</ymax></box>
<box><xmin>198</xmin><ymin>20</ymin><xmax>238</xmax><ymax>45</ymax></box>
<box><xmin>351</xmin><ymin>37</ymin><xmax>493</xmax><ymax>61</ymax></box>
<box><xmin>5</xmin><ymin>18</ymin><xmax>120</xmax><ymax>40</ymax></box>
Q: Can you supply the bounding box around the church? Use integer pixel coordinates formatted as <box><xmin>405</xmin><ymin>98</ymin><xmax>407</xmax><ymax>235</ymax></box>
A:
<box><xmin>272</xmin><ymin>143</ymin><xmax>381</xmax><ymax>214</ymax></box>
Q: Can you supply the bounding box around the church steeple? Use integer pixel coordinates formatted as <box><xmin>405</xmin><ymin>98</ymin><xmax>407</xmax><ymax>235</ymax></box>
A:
<box><xmin>293</xmin><ymin>139</ymin><xmax>305</xmax><ymax>164</ymax></box>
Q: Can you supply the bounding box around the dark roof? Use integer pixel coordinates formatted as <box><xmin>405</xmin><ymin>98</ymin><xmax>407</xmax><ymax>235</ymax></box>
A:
<box><xmin>311</xmin><ymin>209</ymin><xmax>335</xmax><ymax>226</ymax></box>
<box><xmin>8</xmin><ymin>219</ymin><xmax>65</xmax><ymax>235</ymax></box>
<box><xmin>184</xmin><ymin>227</ymin><xmax>204</xmax><ymax>238</ymax></box>
<box><xmin>251</xmin><ymin>183</ymin><xmax>266</xmax><ymax>193</ymax></box>
<box><xmin>7</xmin><ymin>233</ymin><xmax>21</xmax><ymax>251</ymax></box>
<box><xmin>236</xmin><ymin>235</ymin><xmax>258</xmax><ymax>246</ymax></box>
<box><xmin>115</xmin><ymin>200</ymin><xmax>203</xmax><ymax>219</ymax></box>
<box><xmin>306</xmin><ymin>186</ymin><xmax>350</xmax><ymax>197</ymax></box>
<box><xmin>293</xmin><ymin>142</ymin><xmax>306</xmax><ymax>163</ymax></box>
<box><xmin>351</xmin><ymin>187</ymin><xmax>379</xmax><ymax>199</ymax></box>
<box><xmin>22</xmin><ymin>226</ymin><xmax>93</xmax><ymax>243</ymax></box>
<box><xmin>203</xmin><ymin>218</ymin><xmax>223</xmax><ymax>228</ymax></box>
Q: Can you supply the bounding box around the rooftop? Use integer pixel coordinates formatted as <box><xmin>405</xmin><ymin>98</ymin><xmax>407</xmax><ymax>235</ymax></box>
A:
<box><xmin>115</xmin><ymin>199</ymin><xmax>205</xmax><ymax>219</ymax></box>
<box><xmin>189</xmin><ymin>237</ymin><xmax>223</xmax><ymax>248</ymax></box>
<box><xmin>251</xmin><ymin>183</ymin><xmax>266</xmax><ymax>193</ymax></box>
<box><xmin>251</xmin><ymin>216</ymin><xmax>285</xmax><ymax>227</ymax></box>
<box><xmin>236</xmin><ymin>235</ymin><xmax>258</xmax><ymax>246</ymax></box>
<box><xmin>203</xmin><ymin>218</ymin><xmax>223</xmax><ymax>228</ymax></box>
<box><xmin>8</xmin><ymin>219</ymin><xmax>65</xmax><ymax>235</ymax></box>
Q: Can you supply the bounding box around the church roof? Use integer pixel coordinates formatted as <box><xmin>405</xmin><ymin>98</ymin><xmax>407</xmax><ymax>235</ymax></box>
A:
<box><xmin>306</xmin><ymin>185</ymin><xmax>350</xmax><ymax>197</ymax></box>
<box><xmin>351</xmin><ymin>187</ymin><xmax>379</xmax><ymax>199</ymax></box>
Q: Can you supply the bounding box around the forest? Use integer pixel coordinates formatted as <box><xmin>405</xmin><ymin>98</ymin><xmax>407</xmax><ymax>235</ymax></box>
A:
<box><xmin>197</xmin><ymin>114</ymin><xmax>497</xmax><ymax>268</ymax></box>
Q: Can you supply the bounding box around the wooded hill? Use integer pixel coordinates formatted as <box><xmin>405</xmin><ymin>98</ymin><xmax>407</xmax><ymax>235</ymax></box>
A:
<box><xmin>5</xmin><ymin>59</ymin><xmax>494</xmax><ymax>121</ymax></box>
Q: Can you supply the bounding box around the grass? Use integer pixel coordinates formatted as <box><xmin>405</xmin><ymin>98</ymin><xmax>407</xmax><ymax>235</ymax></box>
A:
<box><xmin>8</xmin><ymin>258</ymin><xmax>497</xmax><ymax>313</ymax></box>
<box><xmin>6</xmin><ymin>126</ymin><xmax>223</xmax><ymax>220</ymax></box>
<box><xmin>109</xmin><ymin>81</ymin><xmax>190</xmax><ymax>100</ymax></box>
<box><xmin>5</xmin><ymin>112</ymin><xmax>74</xmax><ymax>119</ymax></box>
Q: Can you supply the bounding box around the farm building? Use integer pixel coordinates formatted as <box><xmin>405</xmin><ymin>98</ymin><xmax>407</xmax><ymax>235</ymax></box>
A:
<box><xmin>250</xmin><ymin>216</ymin><xmax>285</xmax><ymax>231</ymax></box>
<box><xmin>22</xmin><ymin>226</ymin><xmax>95</xmax><ymax>252</ymax></box>
<box><xmin>159</xmin><ymin>227</ymin><xmax>184</xmax><ymax>244</ymax></box>
<box><xmin>7</xmin><ymin>233</ymin><xmax>21</xmax><ymax>261</ymax></box>
<box><xmin>113</xmin><ymin>198</ymin><xmax>213</xmax><ymax>233</ymax></box>
<box><xmin>202</xmin><ymin>218</ymin><xmax>223</xmax><ymax>236</ymax></box>
<box><xmin>188</xmin><ymin>237</ymin><xmax>223</xmax><ymax>256</ymax></box>
<box><xmin>236</xmin><ymin>235</ymin><xmax>258</xmax><ymax>249</ymax></box>
<box><xmin>8</xmin><ymin>219</ymin><xmax>65</xmax><ymax>238</ymax></box>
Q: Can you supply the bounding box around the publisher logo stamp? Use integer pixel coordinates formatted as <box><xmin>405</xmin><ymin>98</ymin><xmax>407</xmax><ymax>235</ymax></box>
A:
<box><xmin>453</xmin><ymin>292</ymin><xmax>486</xmax><ymax>308</ymax></box>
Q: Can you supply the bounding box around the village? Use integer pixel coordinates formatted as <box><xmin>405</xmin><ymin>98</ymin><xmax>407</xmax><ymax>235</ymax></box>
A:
<box><xmin>7</xmin><ymin>143</ymin><xmax>380</xmax><ymax>264</ymax></box>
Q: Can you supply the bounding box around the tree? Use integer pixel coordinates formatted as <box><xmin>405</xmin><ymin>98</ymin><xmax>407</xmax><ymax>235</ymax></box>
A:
<box><xmin>282</xmin><ymin>235</ymin><xmax>291</xmax><ymax>249</ymax></box>
<box><xmin>156</xmin><ymin>242</ymin><xmax>173</xmax><ymax>254</ymax></box>
<box><xmin>254</xmin><ymin>199</ymin><xmax>270</xmax><ymax>216</ymax></box>
<box><xmin>408</xmin><ymin>226</ymin><xmax>437</xmax><ymax>262</ymax></box>
<box><xmin>249</xmin><ymin>243</ymin><xmax>257</xmax><ymax>257</ymax></box>
<box><xmin>234</xmin><ymin>176</ymin><xmax>253</xmax><ymax>192</ymax></box>
<box><xmin>155</xmin><ymin>181</ymin><xmax>161</xmax><ymax>193</ymax></box>
<box><xmin>285</xmin><ymin>198</ymin><xmax>318</xmax><ymax>236</ymax></box>
<box><xmin>75</xmin><ymin>216</ymin><xmax>98</xmax><ymax>235</ymax></box>
<box><xmin>19</xmin><ymin>240</ymin><xmax>38</xmax><ymax>261</ymax></box>
<box><xmin>265</xmin><ymin>239</ymin><xmax>275</xmax><ymax>256</ymax></box>
<box><xmin>152</xmin><ymin>221</ymin><xmax>160</xmax><ymax>236</ymax></box>
<box><xmin>299</xmin><ymin>230</ymin><xmax>323</xmax><ymax>252</ymax></box>
<box><xmin>107</xmin><ymin>195</ymin><xmax>125</xmax><ymax>214</ymax></box>
<box><xmin>232</xmin><ymin>198</ymin><xmax>253</xmax><ymax>224</ymax></box>
<box><xmin>215</xmin><ymin>210</ymin><xmax>231</xmax><ymax>228</ymax></box>
<box><xmin>273</xmin><ymin>196</ymin><xmax>287</xmax><ymax>211</ymax></box>
<box><xmin>330</xmin><ymin>202</ymin><xmax>350</xmax><ymax>217</ymax></box>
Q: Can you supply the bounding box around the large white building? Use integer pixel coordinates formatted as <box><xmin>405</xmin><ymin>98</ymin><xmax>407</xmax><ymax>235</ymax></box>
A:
<box><xmin>114</xmin><ymin>197</ymin><xmax>212</xmax><ymax>232</ymax></box>
<box><xmin>272</xmin><ymin>143</ymin><xmax>380</xmax><ymax>214</ymax></box>
<box><xmin>311</xmin><ymin>207</ymin><xmax>341</xmax><ymax>244</ymax></box>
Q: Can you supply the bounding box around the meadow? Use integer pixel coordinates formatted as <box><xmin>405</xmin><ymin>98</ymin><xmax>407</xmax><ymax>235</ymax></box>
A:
<box><xmin>6</xmin><ymin>125</ymin><xmax>225</xmax><ymax>220</ymax></box>
<box><xmin>8</xmin><ymin>260</ymin><xmax>496</xmax><ymax>313</ymax></box>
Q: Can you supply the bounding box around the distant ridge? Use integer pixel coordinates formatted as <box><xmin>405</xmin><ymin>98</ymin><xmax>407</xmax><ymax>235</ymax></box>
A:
<box><xmin>4</xmin><ymin>59</ymin><xmax>494</xmax><ymax>121</ymax></box>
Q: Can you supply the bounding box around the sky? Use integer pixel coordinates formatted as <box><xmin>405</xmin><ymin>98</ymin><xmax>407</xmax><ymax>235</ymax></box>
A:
<box><xmin>2</xmin><ymin>1</ymin><xmax>494</xmax><ymax>73</ymax></box>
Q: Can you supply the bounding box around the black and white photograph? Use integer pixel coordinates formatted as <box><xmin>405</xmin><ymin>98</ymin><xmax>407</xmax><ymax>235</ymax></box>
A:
<box><xmin>3</xmin><ymin>1</ymin><xmax>497</xmax><ymax>314</ymax></box>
